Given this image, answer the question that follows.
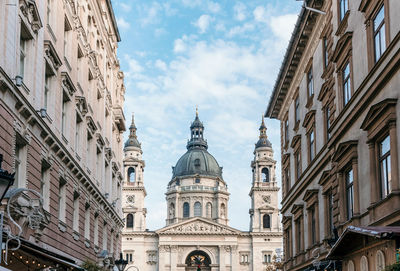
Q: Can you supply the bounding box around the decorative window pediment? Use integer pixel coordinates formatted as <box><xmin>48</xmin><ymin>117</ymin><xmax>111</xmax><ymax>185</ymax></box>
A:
<box><xmin>44</xmin><ymin>40</ymin><xmax>62</xmax><ymax>75</ymax></box>
<box><xmin>19</xmin><ymin>0</ymin><xmax>43</xmax><ymax>34</ymax></box>
<box><xmin>75</xmin><ymin>96</ymin><xmax>88</xmax><ymax>117</ymax></box>
<box><xmin>86</xmin><ymin>115</ymin><xmax>98</xmax><ymax>135</ymax></box>
<box><xmin>96</xmin><ymin>133</ymin><xmax>105</xmax><ymax>149</ymax></box>
<box><xmin>61</xmin><ymin>72</ymin><xmax>77</xmax><ymax>97</ymax></box>
<box><xmin>332</xmin><ymin>32</ymin><xmax>353</xmax><ymax>64</ymax></box>
<box><xmin>332</xmin><ymin>140</ymin><xmax>358</xmax><ymax>170</ymax></box>
<box><xmin>318</xmin><ymin>170</ymin><xmax>331</xmax><ymax>186</ymax></box>
<box><xmin>360</xmin><ymin>98</ymin><xmax>397</xmax><ymax>132</ymax></box>
<box><xmin>317</xmin><ymin>79</ymin><xmax>333</xmax><ymax>102</ymax></box>
<box><xmin>303</xmin><ymin>189</ymin><xmax>319</xmax><ymax>207</ymax></box>
<box><xmin>290</xmin><ymin>204</ymin><xmax>303</xmax><ymax>216</ymax></box>
<box><xmin>291</xmin><ymin>135</ymin><xmax>301</xmax><ymax>149</ymax></box>
<box><xmin>302</xmin><ymin>110</ymin><xmax>316</xmax><ymax>129</ymax></box>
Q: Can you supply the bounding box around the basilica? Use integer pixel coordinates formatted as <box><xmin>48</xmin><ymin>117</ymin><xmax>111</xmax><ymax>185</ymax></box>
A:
<box><xmin>121</xmin><ymin>112</ymin><xmax>282</xmax><ymax>271</ymax></box>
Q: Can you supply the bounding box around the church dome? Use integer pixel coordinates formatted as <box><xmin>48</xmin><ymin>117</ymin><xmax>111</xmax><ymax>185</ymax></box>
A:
<box><xmin>124</xmin><ymin>137</ymin><xmax>141</xmax><ymax>148</ymax></box>
<box><xmin>173</xmin><ymin>148</ymin><xmax>222</xmax><ymax>178</ymax></box>
<box><xmin>255</xmin><ymin>137</ymin><xmax>272</xmax><ymax>148</ymax></box>
<box><xmin>172</xmin><ymin>110</ymin><xmax>222</xmax><ymax>179</ymax></box>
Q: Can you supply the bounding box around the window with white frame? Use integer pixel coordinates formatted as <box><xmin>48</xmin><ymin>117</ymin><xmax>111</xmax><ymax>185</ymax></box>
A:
<box><xmin>379</xmin><ymin>135</ymin><xmax>391</xmax><ymax>198</ymax></box>
<box><xmin>40</xmin><ymin>161</ymin><xmax>50</xmax><ymax>210</ymax></box>
<box><xmin>58</xmin><ymin>178</ymin><xmax>66</xmax><ymax>222</ymax></box>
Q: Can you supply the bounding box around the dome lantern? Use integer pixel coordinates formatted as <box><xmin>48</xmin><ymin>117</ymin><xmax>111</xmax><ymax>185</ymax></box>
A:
<box><xmin>124</xmin><ymin>113</ymin><xmax>141</xmax><ymax>149</ymax></box>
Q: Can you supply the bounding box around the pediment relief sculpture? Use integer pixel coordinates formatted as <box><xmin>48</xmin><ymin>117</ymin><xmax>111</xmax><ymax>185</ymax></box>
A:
<box><xmin>160</xmin><ymin>220</ymin><xmax>239</xmax><ymax>235</ymax></box>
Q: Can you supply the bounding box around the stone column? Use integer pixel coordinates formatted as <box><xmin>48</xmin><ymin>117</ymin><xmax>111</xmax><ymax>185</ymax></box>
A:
<box><xmin>389</xmin><ymin>122</ymin><xmax>399</xmax><ymax>191</ymax></box>
<box><xmin>218</xmin><ymin>245</ymin><xmax>226</xmax><ymax>271</ymax></box>
<box><xmin>171</xmin><ymin>246</ymin><xmax>178</xmax><ymax>271</ymax></box>
<box><xmin>352</xmin><ymin>159</ymin><xmax>360</xmax><ymax>216</ymax></box>
<box><xmin>368</xmin><ymin>142</ymin><xmax>379</xmax><ymax>204</ymax></box>
<box><xmin>231</xmin><ymin>245</ymin><xmax>239</xmax><ymax>271</ymax></box>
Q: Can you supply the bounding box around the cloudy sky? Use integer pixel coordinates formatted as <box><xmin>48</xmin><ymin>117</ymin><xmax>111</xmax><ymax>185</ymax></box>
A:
<box><xmin>113</xmin><ymin>0</ymin><xmax>300</xmax><ymax>230</ymax></box>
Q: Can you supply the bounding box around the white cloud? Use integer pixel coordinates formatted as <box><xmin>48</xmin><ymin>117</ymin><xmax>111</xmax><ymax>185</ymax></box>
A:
<box><xmin>253</xmin><ymin>6</ymin><xmax>268</xmax><ymax>23</ymax></box>
<box><xmin>233</xmin><ymin>2</ymin><xmax>247</xmax><ymax>21</ymax></box>
<box><xmin>154</xmin><ymin>28</ymin><xmax>167</xmax><ymax>37</ymax></box>
<box><xmin>119</xmin><ymin>2</ymin><xmax>132</xmax><ymax>12</ymax></box>
<box><xmin>227</xmin><ymin>23</ymin><xmax>255</xmax><ymax>37</ymax></box>
<box><xmin>141</xmin><ymin>2</ymin><xmax>161</xmax><ymax>26</ymax></box>
<box><xmin>269</xmin><ymin>14</ymin><xmax>298</xmax><ymax>42</ymax></box>
<box><xmin>116</xmin><ymin>17</ymin><xmax>130</xmax><ymax>30</ymax></box>
<box><xmin>194</xmin><ymin>14</ymin><xmax>212</xmax><ymax>33</ymax></box>
<box><xmin>155</xmin><ymin>59</ymin><xmax>167</xmax><ymax>71</ymax></box>
<box><xmin>173</xmin><ymin>38</ymin><xmax>187</xmax><ymax>53</ymax></box>
<box><xmin>207</xmin><ymin>1</ymin><xmax>221</xmax><ymax>13</ymax></box>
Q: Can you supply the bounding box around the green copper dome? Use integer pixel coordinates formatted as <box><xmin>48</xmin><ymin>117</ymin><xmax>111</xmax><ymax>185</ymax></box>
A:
<box><xmin>172</xmin><ymin>111</ymin><xmax>222</xmax><ymax>179</ymax></box>
<box><xmin>172</xmin><ymin>148</ymin><xmax>222</xmax><ymax>178</ymax></box>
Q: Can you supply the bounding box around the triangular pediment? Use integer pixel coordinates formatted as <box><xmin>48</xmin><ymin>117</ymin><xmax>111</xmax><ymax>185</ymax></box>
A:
<box><xmin>156</xmin><ymin>217</ymin><xmax>241</xmax><ymax>235</ymax></box>
<box><xmin>360</xmin><ymin>99</ymin><xmax>397</xmax><ymax>131</ymax></box>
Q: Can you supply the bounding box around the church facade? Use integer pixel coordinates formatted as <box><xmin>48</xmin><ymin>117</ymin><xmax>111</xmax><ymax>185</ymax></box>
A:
<box><xmin>121</xmin><ymin>113</ymin><xmax>282</xmax><ymax>271</ymax></box>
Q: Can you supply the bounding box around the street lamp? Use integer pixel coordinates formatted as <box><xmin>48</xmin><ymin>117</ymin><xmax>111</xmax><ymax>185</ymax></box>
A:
<box><xmin>0</xmin><ymin>154</ymin><xmax>15</xmax><ymax>203</ymax></box>
<box><xmin>114</xmin><ymin>253</ymin><xmax>128</xmax><ymax>271</ymax></box>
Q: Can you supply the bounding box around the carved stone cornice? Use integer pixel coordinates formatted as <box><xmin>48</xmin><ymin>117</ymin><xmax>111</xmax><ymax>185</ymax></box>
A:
<box><xmin>61</xmin><ymin>72</ymin><xmax>77</xmax><ymax>97</ymax></box>
<box><xmin>75</xmin><ymin>96</ymin><xmax>88</xmax><ymax>117</ymax></box>
<box><xmin>20</xmin><ymin>0</ymin><xmax>43</xmax><ymax>34</ymax></box>
<box><xmin>44</xmin><ymin>40</ymin><xmax>62</xmax><ymax>74</ymax></box>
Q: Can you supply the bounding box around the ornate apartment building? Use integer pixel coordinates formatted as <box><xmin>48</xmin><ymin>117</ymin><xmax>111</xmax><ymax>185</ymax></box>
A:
<box><xmin>121</xmin><ymin>113</ymin><xmax>282</xmax><ymax>271</ymax></box>
<box><xmin>266</xmin><ymin>0</ymin><xmax>400</xmax><ymax>271</ymax></box>
<box><xmin>0</xmin><ymin>0</ymin><xmax>125</xmax><ymax>269</ymax></box>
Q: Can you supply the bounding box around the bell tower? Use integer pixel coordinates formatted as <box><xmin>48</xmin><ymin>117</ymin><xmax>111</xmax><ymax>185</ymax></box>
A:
<box><xmin>122</xmin><ymin>114</ymin><xmax>147</xmax><ymax>232</ymax></box>
<box><xmin>249</xmin><ymin>116</ymin><xmax>280</xmax><ymax>232</ymax></box>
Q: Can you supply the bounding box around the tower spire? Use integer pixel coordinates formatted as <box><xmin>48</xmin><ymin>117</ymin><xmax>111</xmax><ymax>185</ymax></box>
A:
<box><xmin>129</xmin><ymin>113</ymin><xmax>137</xmax><ymax>138</ymax></box>
<box><xmin>259</xmin><ymin>115</ymin><xmax>267</xmax><ymax>139</ymax></box>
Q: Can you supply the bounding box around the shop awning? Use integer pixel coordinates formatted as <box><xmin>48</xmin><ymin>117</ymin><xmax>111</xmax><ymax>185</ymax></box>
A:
<box><xmin>3</xmin><ymin>237</ymin><xmax>85</xmax><ymax>270</ymax></box>
<box><xmin>327</xmin><ymin>226</ymin><xmax>400</xmax><ymax>259</ymax></box>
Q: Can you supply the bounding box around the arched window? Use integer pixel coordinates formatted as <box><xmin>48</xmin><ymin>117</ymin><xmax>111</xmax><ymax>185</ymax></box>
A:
<box><xmin>206</xmin><ymin>202</ymin><xmax>212</xmax><ymax>218</ymax></box>
<box><xmin>220</xmin><ymin>203</ymin><xmax>226</xmax><ymax>218</ymax></box>
<box><xmin>376</xmin><ymin>250</ymin><xmax>385</xmax><ymax>271</ymax></box>
<box><xmin>263</xmin><ymin>214</ymin><xmax>271</xmax><ymax>228</ymax></box>
<box><xmin>347</xmin><ymin>260</ymin><xmax>354</xmax><ymax>271</ymax></box>
<box><xmin>194</xmin><ymin>202</ymin><xmax>202</xmax><ymax>216</ymax></box>
<box><xmin>128</xmin><ymin>167</ymin><xmax>135</xmax><ymax>182</ymax></box>
<box><xmin>169</xmin><ymin>203</ymin><xmax>175</xmax><ymax>218</ymax></box>
<box><xmin>126</xmin><ymin>214</ymin><xmax>134</xmax><ymax>229</ymax></box>
<box><xmin>360</xmin><ymin>256</ymin><xmax>369</xmax><ymax>271</ymax></box>
<box><xmin>262</xmin><ymin>167</ymin><xmax>270</xmax><ymax>182</ymax></box>
<box><xmin>183</xmin><ymin>202</ymin><xmax>189</xmax><ymax>218</ymax></box>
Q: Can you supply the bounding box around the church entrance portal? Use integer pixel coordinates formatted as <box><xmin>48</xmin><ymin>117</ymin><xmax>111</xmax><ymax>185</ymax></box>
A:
<box><xmin>185</xmin><ymin>250</ymin><xmax>211</xmax><ymax>271</ymax></box>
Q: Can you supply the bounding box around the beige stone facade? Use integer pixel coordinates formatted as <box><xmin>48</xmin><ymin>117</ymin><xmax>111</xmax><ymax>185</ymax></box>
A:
<box><xmin>121</xmin><ymin>114</ymin><xmax>283</xmax><ymax>271</ymax></box>
<box><xmin>0</xmin><ymin>0</ymin><xmax>125</xmax><ymax>269</ymax></box>
<box><xmin>266</xmin><ymin>0</ymin><xmax>400</xmax><ymax>270</ymax></box>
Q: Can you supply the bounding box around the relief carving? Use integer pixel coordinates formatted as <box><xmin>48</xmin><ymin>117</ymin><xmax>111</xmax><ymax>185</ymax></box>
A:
<box><xmin>164</xmin><ymin>221</ymin><xmax>235</xmax><ymax>234</ymax></box>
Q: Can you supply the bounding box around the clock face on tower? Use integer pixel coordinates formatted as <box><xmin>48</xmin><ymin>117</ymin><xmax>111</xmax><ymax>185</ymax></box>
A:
<box><xmin>126</xmin><ymin>195</ymin><xmax>135</xmax><ymax>204</ymax></box>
